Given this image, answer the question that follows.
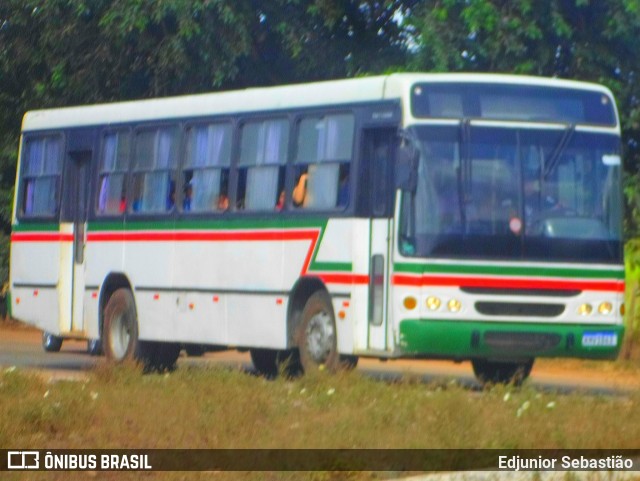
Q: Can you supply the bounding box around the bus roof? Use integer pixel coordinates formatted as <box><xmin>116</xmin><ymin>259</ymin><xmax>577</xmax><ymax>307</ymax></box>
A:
<box><xmin>21</xmin><ymin>73</ymin><xmax>615</xmax><ymax>132</ymax></box>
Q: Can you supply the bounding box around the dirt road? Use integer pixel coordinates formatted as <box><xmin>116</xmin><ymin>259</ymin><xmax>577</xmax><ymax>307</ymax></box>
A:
<box><xmin>2</xmin><ymin>323</ymin><xmax>639</xmax><ymax>393</ymax></box>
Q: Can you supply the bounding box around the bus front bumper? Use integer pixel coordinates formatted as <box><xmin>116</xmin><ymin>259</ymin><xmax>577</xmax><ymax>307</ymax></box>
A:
<box><xmin>398</xmin><ymin>319</ymin><xmax>624</xmax><ymax>360</ymax></box>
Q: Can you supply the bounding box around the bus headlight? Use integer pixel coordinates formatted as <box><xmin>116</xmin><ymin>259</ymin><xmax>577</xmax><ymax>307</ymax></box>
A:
<box><xmin>577</xmin><ymin>303</ymin><xmax>593</xmax><ymax>316</ymax></box>
<box><xmin>426</xmin><ymin>296</ymin><xmax>441</xmax><ymax>311</ymax></box>
<box><xmin>598</xmin><ymin>302</ymin><xmax>613</xmax><ymax>315</ymax></box>
<box><xmin>403</xmin><ymin>296</ymin><xmax>417</xmax><ymax>310</ymax></box>
<box><xmin>447</xmin><ymin>299</ymin><xmax>462</xmax><ymax>313</ymax></box>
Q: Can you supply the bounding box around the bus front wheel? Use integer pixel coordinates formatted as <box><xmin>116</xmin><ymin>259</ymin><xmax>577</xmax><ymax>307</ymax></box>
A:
<box><xmin>472</xmin><ymin>358</ymin><xmax>534</xmax><ymax>386</ymax></box>
<box><xmin>295</xmin><ymin>291</ymin><xmax>339</xmax><ymax>373</ymax></box>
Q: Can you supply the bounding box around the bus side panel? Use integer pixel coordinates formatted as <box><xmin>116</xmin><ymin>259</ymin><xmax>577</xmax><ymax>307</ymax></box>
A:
<box><xmin>10</xmin><ymin>231</ymin><xmax>63</xmax><ymax>334</ymax></box>
<box><xmin>226</xmin><ymin>295</ymin><xmax>287</xmax><ymax>348</ymax></box>
<box><xmin>84</xmin><ymin>231</ymin><xmax>126</xmax><ymax>340</ymax></box>
<box><xmin>125</xmin><ymin>239</ymin><xmax>175</xmax><ymax>341</ymax></box>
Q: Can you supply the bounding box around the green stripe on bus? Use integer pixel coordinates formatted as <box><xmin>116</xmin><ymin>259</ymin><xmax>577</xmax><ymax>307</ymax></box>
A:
<box><xmin>12</xmin><ymin>223</ymin><xmax>60</xmax><ymax>232</ymax></box>
<box><xmin>88</xmin><ymin>218</ymin><xmax>329</xmax><ymax>231</ymax></box>
<box><xmin>393</xmin><ymin>262</ymin><xmax>624</xmax><ymax>280</ymax></box>
<box><xmin>398</xmin><ymin>319</ymin><xmax>623</xmax><ymax>360</ymax></box>
<box><xmin>309</xmin><ymin>261</ymin><xmax>352</xmax><ymax>272</ymax></box>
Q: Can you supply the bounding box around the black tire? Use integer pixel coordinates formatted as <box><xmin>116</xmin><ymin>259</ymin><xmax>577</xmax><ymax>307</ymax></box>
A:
<box><xmin>250</xmin><ymin>348</ymin><xmax>300</xmax><ymax>378</ymax></box>
<box><xmin>42</xmin><ymin>332</ymin><xmax>63</xmax><ymax>352</ymax></box>
<box><xmin>87</xmin><ymin>338</ymin><xmax>103</xmax><ymax>356</ymax></box>
<box><xmin>103</xmin><ymin>288</ymin><xmax>179</xmax><ymax>372</ymax></box>
<box><xmin>295</xmin><ymin>291</ymin><xmax>339</xmax><ymax>373</ymax></box>
<box><xmin>472</xmin><ymin>358</ymin><xmax>534</xmax><ymax>386</ymax></box>
<box><xmin>340</xmin><ymin>354</ymin><xmax>359</xmax><ymax>370</ymax></box>
<box><xmin>103</xmin><ymin>288</ymin><xmax>141</xmax><ymax>363</ymax></box>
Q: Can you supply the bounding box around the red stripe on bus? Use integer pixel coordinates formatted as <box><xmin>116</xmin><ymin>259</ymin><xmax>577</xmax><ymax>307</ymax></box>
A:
<box><xmin>10</xmin><ymin>233</ymin><xmax>74</xmax><ymax>242</ymax></box>
<box><xmin>391</xmin><ymin>274</ymin><xmax>625</xmax><ymax>292</ymax></box>
<box><xmin>86</xmin><ymin>230</ymin><xmax>319</xmax><ymax>242</ymax></box>
<box><xmin>316</xmin><ymin>273</ymin><xmax>370</xmax><ymax>285</ymax></box>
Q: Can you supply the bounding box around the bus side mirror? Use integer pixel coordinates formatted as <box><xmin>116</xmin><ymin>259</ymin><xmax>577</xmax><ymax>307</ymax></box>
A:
<box><xmin>395</xmin><ymin>145</ymin><xmax>418</xmax><ymax>193</ymax></box>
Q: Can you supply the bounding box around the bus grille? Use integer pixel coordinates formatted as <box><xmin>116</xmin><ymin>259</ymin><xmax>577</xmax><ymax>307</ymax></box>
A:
<box><xmin>475</xmin><ymin>301</ymin><xmax>564</xmax><ymax>317</ymax></box>
<box><xmin>484</xmin><ymin>331</ymin><xmax>562</xmax><ymax>351</ymax></box>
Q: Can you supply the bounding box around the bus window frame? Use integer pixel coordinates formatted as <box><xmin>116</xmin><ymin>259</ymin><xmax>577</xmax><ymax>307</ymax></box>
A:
<box><xmin>16</xmin><ymin>131</ymin><xmax>66</xmax><ymax>222</ymax></box>
<box><xmin>233</xmin><ymin>115</ymin><xmax>291</xmax><ymax>214</ymax></box>
<box><xmin>179</xmin><ymin>118</ymin><xmax>235</xmax><ymax>216</ymax></box>
<box><xmin>289</xmin><ymin>109</ymin><xmax>357</xmax><ymax>214</ymax></box>
<box><xmin>95</xmin><ymin>127</ymin><xmax>133</xmax><ymax>219</ymax></box>
<box><xmin>127</xmin><ymin>122</ymin><xmax>183</xmax><ymax>218</ymax></box>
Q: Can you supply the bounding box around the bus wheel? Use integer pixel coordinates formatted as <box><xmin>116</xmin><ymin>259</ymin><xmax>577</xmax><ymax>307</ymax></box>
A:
<box><xmin>340</xmin><ymin>355</ymin><xmax>359</xmax><ymax>370</ymax></box>
<box><xmin>472</xmin><ymin>359</ymin><xmax>534</xmax><ymax>386</ymax></box>
<box><xmin>296</xmin><ymin>291</ymin><xmax>339</xmax><ymax>373</ymax></box>
<box><xmin>42</xmin><ymin>332</ymin><xmax>63</xmax><ymax>352</ymax></box>
<box><xmin>103</xmin><ymin>288</ymin><xmax>142</xmax><ymax>364</ymax></box>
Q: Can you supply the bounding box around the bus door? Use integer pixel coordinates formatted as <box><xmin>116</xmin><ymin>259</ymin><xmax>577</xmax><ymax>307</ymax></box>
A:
<box><xmin>61</xmin><ymin>131</ymin><xmax>95</xmax><ymax>334</ymax></box>
<box><xmin>364</xmin><ymin>128</ymin><xmax>396</xmax><ymax>352</ymax></box>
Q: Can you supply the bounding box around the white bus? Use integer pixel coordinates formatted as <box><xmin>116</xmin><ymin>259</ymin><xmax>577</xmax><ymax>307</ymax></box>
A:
<box><xmin>9</xmin><ymin>73</ymin><xmax>625</xmax><ymax>382</ymax></box>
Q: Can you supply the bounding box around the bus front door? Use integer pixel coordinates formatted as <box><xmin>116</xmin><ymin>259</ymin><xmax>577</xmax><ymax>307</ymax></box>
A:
<box><xmin>364</xmin><ymin>128</ymin><xmax>396</xmax><ymax>353</ymax></box>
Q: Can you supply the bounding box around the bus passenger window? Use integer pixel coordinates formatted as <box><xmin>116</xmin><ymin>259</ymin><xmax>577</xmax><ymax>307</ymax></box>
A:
<box><xmin>20</xmin><ymin>135</ymin><xmax>63</xmax><ymax>217</ymax></box>
<box><xmin>294</xmin><ymin>113</ymin><xmax>354</xmax><ymax>210</ymax></box>
<box><xmin>98</xmin><ymin>131</ymin><xmax>130</xmax><ymax>215</ymax></box>
<box><xmin>238</xmin><ymin>118</ymin><xmax>288</xmax><ymax>211</ymax></box>
<box><xmin>131</xmin><ymin>127</ymin><xmax>179</xmax><ymax>214</ymax></box>
<box><xmin>183</xmin><ymin>123</ymin><xmax>232</xmax><ymax>213</ymax></box>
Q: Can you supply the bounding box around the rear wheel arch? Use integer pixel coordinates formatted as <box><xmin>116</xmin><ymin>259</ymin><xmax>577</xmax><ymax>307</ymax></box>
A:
<box><xmin>99</xmin><ymin>273</ymin><xmax>134</xmax><ymax>340</ymax></box>
<box><xmin>287</xmin><ymin>276</ymin><xmax>329</xmax><ymax>347</ymax></box>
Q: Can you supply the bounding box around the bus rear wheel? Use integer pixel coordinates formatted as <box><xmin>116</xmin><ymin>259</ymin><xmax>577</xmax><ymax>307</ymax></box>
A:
<box><xmin>103</xmin><ymin>288</ymin><xmax>179</xmax><ymax>372</ymax></box>
<box><xmin>295</xmin><ymin>291</ymin><xmax>339</xmax><ymax>373</ymax></box>
<box><xmin>472</xmin><ymin>358</ymin><xmax>534</xmax><ymax>386</ymax></box>
<box><xmin>42</xmin><ymin>332</ymin><xmax>63</xmax><ymax>352</ymax></box>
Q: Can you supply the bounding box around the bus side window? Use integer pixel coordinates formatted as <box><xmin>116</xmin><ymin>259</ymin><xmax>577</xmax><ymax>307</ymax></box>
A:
<box><xmin>183</xmin><ymin>123</ymin><xmax>232</xmax><ymax>213</ymax></box>
<box><xmin>97</xmin><ymin>131</ymin><xmax>130</xmax><ymax>215</ymax></box>
<box><xmin>130</xmin><ymin>126</ymin><xmax>179</xmax><ymax>214</ymax></box>
<box><xmin>20</xmin><ymin>135</ymin><xmax>63</xmax><ymax>217</ymax></box>
<box><xmin>237</xmin><ymin>119</ymin><xmax>288</xmax><ymax>211</ymax></box>
<box><xmin>293</xmin><ymin>113</ymin><xmax>354</xmax><ymax>210</ymax></box>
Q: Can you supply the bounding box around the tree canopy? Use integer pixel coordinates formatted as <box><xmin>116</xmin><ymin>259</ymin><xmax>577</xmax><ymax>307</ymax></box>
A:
<box><xmin>1</xmin><ymin>0</ymin><xmax>640</xmax><ymax>283</ymax></box>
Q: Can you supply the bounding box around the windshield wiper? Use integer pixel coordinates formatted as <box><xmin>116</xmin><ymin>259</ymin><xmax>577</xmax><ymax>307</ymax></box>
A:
<box><xmin>543</xmin><ymin>123</ymin><xmax>575</xmax><ymax>179</ymax></box>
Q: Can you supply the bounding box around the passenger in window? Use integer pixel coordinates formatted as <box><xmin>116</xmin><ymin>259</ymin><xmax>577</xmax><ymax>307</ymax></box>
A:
<box><xmin>183</xmin><ymin>183</ymin><xmax>193</xmax><ymax>211</ymax></box>
<box><xmin>119</xmin><ymin>194</ymin><xmax>126</xmax><ymax>214</ymax></box>
<box><xmin>217</xmin><ymin>193</ymin><xmax>229</xmax><ymax>211</ymax></box>
<box><xmin>166</xmin><ymin>180</ymin><xmax>176</xmax><ymax>210</ymax></box>
<box><xmin>292</xmin><ymin>172</ymin><xmax>308</xmax><ymax>206</ymax></box>
<box><xmin>276</xmin><ymin>190</ymin><xmax>285</xmax><ymax>210</ymax></box>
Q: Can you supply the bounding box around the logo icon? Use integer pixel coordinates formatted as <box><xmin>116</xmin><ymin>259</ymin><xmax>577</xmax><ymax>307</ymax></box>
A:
<box><xmin>7</xmin><ymin>451</ymin><xmax>39</xmax><ymax>470</ymax></box>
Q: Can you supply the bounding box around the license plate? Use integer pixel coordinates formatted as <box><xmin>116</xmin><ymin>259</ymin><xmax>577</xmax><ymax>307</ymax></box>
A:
<box><xmin>581</xmin><ymin>331</ymin><xmax>618</xmax><ymax>347</ymax></box>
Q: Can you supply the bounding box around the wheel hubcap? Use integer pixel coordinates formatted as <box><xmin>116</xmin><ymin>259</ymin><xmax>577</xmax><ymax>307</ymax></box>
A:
<box><xmin>305</xmin><ymin>311</ymin><xmax>335</xmax><ymax>363</ymax></box>
<box><xmin>110</xmin><ymin>311</ymin><xmax>130</xmax><ymax>360</ymax></box>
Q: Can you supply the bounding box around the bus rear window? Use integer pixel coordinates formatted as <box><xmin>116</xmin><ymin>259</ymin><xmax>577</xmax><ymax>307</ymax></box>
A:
<box><xmin>19</xmin><ymin>135</ymin><xmax>63</xmax><ymax>217</ymax></box>
<box><xmin>411</xmin><ymin>83</ymin><xmax>616</xmax><ymax>126</ymax></box>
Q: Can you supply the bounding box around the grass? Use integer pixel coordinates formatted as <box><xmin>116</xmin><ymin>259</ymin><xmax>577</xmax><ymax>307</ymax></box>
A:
<box><xmin>1</xmin><ymin>363</ymin><xmax>639</xmax><ymax>481</ymax></box>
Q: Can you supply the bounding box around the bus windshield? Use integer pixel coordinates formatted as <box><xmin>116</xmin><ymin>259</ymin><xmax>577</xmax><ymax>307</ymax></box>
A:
<box><xmin>399</xmin><ymin>124</ymin><xmax>623</xmax><ymax>263</ymax></box>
